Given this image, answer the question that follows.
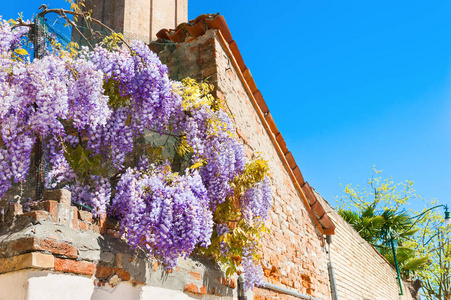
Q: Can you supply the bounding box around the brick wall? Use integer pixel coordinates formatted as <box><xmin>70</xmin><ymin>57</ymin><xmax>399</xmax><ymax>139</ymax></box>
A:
<box><xmin>0</xmin><ymin>190</ymin><xmax>237</xmax><ymax>299</ymax></box>
<box><xmin>157</xmin><ymin>29</ymin><xmax>331</xmax><ymax>299</ymax></box>
<box><xmin>213</xmin><ymin>34</ymin><xmax>331</xmax><ymax>299</ymax></box>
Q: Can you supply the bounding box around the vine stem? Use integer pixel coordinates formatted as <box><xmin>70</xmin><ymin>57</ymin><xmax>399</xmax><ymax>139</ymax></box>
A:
<box><xmin>146</xmin><ymin>129</ymin><xmax>183</xmax><ymax>139</ymax></box>
<box><xmin>39</xmin><ymin>8</ymin><xmax>132</xmax><ymax>50</ymax></box>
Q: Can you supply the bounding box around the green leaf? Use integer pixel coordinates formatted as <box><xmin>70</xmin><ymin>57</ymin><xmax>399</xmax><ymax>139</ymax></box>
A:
<box><xmin>403</xmin><ymin>257</ymin><xmax>428</xmax><ymax>271</ymax></box>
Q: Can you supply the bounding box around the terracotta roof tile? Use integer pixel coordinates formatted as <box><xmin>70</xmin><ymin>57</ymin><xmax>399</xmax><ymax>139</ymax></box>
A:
<box><xmin>303</xmin><ymin>182</ymin><xmax>336</xmax><ymax>234</ymax></box>
<box><xmin>311</xmin><ymin>200</ymin><xmax>326</xmax><ymax>219</ymax></box>
<box><xmin>292</xmin><ymin>166</ymin><xmax>305</xmax><ymax>186</ymax></box>
<box><xmin>276</xmin><ymin>133</ymin><xmax>288</xmax><ymax>155</ymax></box>
<box><xmin>185</xmin><ymin>21</ymin><xmax>205</xmax><ymax>37</ymax></box>
<box><xmin>302</xmin><ymin>182</ymin><xmax>317</xmax><ymax>206</ymax></box>
<box><xmin>243</xmin><ymin>69</ymin><xmax>258</xmax><ymax>94</ymax></box>
<box><xmin>264</xmin><ymin>112</ymin><xmax>279</xmax><ymax>135</ymax></box>
<box><xmin>285</xmin><ymin>152</ymin><xmax>297</xmax><ymax>170</ymax></box>
<box><xmin>228</xmin><ymin>40</ymin><xmax>246</xmax><ymax>72</ymax></box>
<box><xmin>253</xmin><ymin>90</ymin><xmax>269</xmax><ymax>114</ymax></box>
<box><xmin>204</xmin><ymin>15</ymin><xmax>233</xmax><ymax>43</ymax></box>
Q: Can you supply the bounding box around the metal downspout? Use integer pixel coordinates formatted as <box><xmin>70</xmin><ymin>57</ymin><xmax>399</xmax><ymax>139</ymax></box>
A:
<box><xmin>326</xmin><ymin>235</ymin><xmax>339</xmax><ymax>300</ymax></box>
<box><xmin>237</xmin><ymin>274</ymin><xmax>320</xmax><ymax>300</ymax></box>
<box><xmin>262</xmin><ymin>282</ymin><xmax>321</xmax><ymax>300</ymax></box>
<box><xmin>237</xmin><ymin>274</ymin><xmax>247</xmax><ymax>300</ymax></box>
<box><xmin>390</xmin><ymin>231</ymin><xmax>404</xmax><ymax>295</ymax></box>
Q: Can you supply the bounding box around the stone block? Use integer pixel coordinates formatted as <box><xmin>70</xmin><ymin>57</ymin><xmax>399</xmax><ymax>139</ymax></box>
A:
<box><xmin>79</xmin><ymin>221</ymin><xmax>89</xmax><ymax>231</ymax></box>
<box><xmin>78</xmin><ymin>249</ymin><xmax>100</xmax><ymax>263</ymax></box>
<box><xmin>9</xmin><ymin>237</ymin><xmax>77</xmax><ymax>259</ymax></box>
<box><xmin>99</xmin><ymin>252</ymin><xmax>115</xmax><ymax>264</ymax></box>
<box><xmin>9</xmin><ymin>202</ymin><xmax>23</xmax><ymax>215</ymax></box>
<box><xmin>96</xmin><ymin>265</ymin><xmax>130</xmax><ymax>281</ymax></box>
<box><xmin>99</xmin><ymin>212</ymin><xmax>107</xmax><ymax>234</ymax></box>
<box><xmin>44</xmin><ymin>189</ymin><xmax>71</xmax><ymax>206</ymax></box>
<box><xmin>0</xmin><ymin>252</ymin><xmax>54</xmax><ymax>274</ymax></box>
<box><xmin>113</xmin><ymin>267</ymin><xmax>131</xmax><ymax>281</ymax></box>
<box><xmin>96</xmin><ymin>265</ymin><xmax>114</xmax><ymax>279</ymax></box>
<box><xmin>71</xmin><ymin>207</ymin><xmax>78</xmax><ymax>230</ymax></box>
<box><xmin>199</xmin><ymin>285</ymin><xmax>207</xmax><ymax>295</ymax></box>
<box><xmin>54</xmin><ymin>258</ymin><xmax>95</xmax><ymax>276</ymax></box>
<box><xmin>4</xmin><ymin>203</ymin><xmax>22</xmax><ymax>224</ymax></box>
<box><xmin>184</xmin><ymin>283</ymin><xmax>198</xmax><ymax>294</ymax></box>
<box><xmin>38</xmin><ymin>238</ymin><xmax>78</xmax><ymax>259</ymax></box>
<box><xmin>78</xmin><ymin>210</ymin><xmax>93</xmax><ymax>223</ymax></box>
<box><xmin>57</xmin><ymin>203</ymin><xmax>72</xmax><ymax>227</ymax></box>
<box><xmin>16</xmin><ymin>211</ymin><xmax>49</xmax><ymax>224</ymax></box>
<box><xmin>34</xmin><ymin>200</ymin><xmax>58</xmax><ymax>223</ymax></box>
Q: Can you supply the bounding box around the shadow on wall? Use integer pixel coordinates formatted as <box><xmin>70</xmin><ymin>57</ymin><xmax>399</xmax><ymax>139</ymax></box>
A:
<box><xmin>94</xmin><ymin>231</ymin><xmax>235</xmax><ymax>298</ymax></box>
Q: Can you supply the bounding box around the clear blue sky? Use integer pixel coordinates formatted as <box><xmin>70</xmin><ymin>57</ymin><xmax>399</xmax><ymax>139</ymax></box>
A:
<box><xmin>2</xmin><ymin>1</ymin><xmax>451</xmax><ymax>212</ymax></box>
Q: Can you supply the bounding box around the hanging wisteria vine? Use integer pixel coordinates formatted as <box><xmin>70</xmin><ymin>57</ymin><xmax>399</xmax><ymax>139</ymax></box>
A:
<box><xmin>0</xmin><ymin>17</ymin><xmax>272</xmax><ymax>290</ymax></box>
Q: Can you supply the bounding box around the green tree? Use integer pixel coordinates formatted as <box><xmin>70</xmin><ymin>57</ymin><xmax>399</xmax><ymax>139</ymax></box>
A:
<box><xmin>408</xmin><ymin>204</ymin><xmax>451</xmax><ymax>299</ymax></box>
<box><xmin>336</xmin><ymin>168</ymin><xmax>449</xmax><ymax>298</ymax></box>
<box><xmin>338</xmin><ymin>201</ymin><xmax>427</xmax><ymax>278</ymax></box>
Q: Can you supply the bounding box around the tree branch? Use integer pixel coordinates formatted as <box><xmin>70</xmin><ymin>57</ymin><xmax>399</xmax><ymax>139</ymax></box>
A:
<box><xmin>39</xmin><ymin>8</ymin><xmax>131</xmax><ymax>50</ymax></box>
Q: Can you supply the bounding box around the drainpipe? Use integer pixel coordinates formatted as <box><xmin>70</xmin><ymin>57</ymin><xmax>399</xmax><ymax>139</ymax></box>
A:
<box><xmin>389</xmin><ymin>231</ymin><xmax>404</xmax><ymax>295</ymax></box>
<box><xmin>237</xmin><ymin>274</ymin><xmax>320</xmax><ymax>300</ymax></box>
<box><xmin>263</xmin><ymin>282</ymin><xmax>321</xmax><ymax>300</ymax></box>
<box><xmin>237</xmin><ymin>274</ymin><xmax>247</xmax><ymax>300</ymax></box>
<box><xmin>326</xmin><ymin>235</ymin><xmax>339</xmax><ymax>300</ymax></box>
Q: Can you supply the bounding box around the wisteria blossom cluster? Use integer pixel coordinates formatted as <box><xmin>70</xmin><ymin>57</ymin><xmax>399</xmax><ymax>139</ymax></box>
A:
<box><xmin>0</xmin><ymin>18</ymin><xmax>272</xmax><ymax>290</ymax></box>
<box><xmin>180</xmin><ymin>78</ymin><xmax>246</xmax><ymax>209</ymax></box>
<box><xmin>85</xmin><ymin>41</ymin><xmax>181</xmax><ymax>169</ymax></box>
<box><xmin>111</xmin><ymin>163</ymin><xmax>213</xmax><ymax>267</ymax></box>
<box><xmin>240</xmin><ymin>177</ymin><xmax>272</xmax><ymax>224</ymax></box>
<box><xmin>0</xmin><ymin>18</ymin><xmax>109</xmax><ymax>200</ymax></box>
<box><xmin>238</xmin><ymin>177</ymin><xmax>272</xmax><ymax>289</ymax></box>
<box><xmin>242</xmin><ymin>245</ymin><xmax>265</xmax><ymax>291</ymax></box>
<box><xmin>0</xmin><ymin>18</ymin><xmax>28</xmax><ymax>52</ymax></box>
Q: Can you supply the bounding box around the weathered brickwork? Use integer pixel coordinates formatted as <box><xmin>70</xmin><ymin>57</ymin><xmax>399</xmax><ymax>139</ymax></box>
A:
<box><xmin>155</xmin><ymin>31</ymin><xmax>219</xmax><ymax>83</ymax></box>
<box><xmin>157</xmin><ymin>29</ymin><xmax>331</xmax><ymax>299</ymax></box>
<box><xmin>214</xmin><ymin>37</ymin><xmax>331</xmax><ymax>299</ymax></box>
<box><xmin>0</xmin><ymin>190</ymin><xmax>237</xmax><ymax>299</ymax></box>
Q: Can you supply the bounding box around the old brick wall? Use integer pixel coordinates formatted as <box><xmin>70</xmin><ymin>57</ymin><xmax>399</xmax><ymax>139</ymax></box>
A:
<box><xmin>0</xmin><ymin>190</ymin><xmax>237</xmax><ymax>299</ymax></box>
<box><xmin>212</xmin><ymin>35</ymin><xmax>331</xmax><ymax>299</ymax></box>
<box><xmin>315</xmin><ymin>191</ymin><xmax>414</xmax><ymax>300</ymax></box>
<box><xmin>156</xmin><ymin>27</ymin><xmax>418</xmax><ymax>300</ymax></box>
<box><xmin>157</xmin><ymin>29</ymin><xmax>331</xmax><ymax>299</ymax></box>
